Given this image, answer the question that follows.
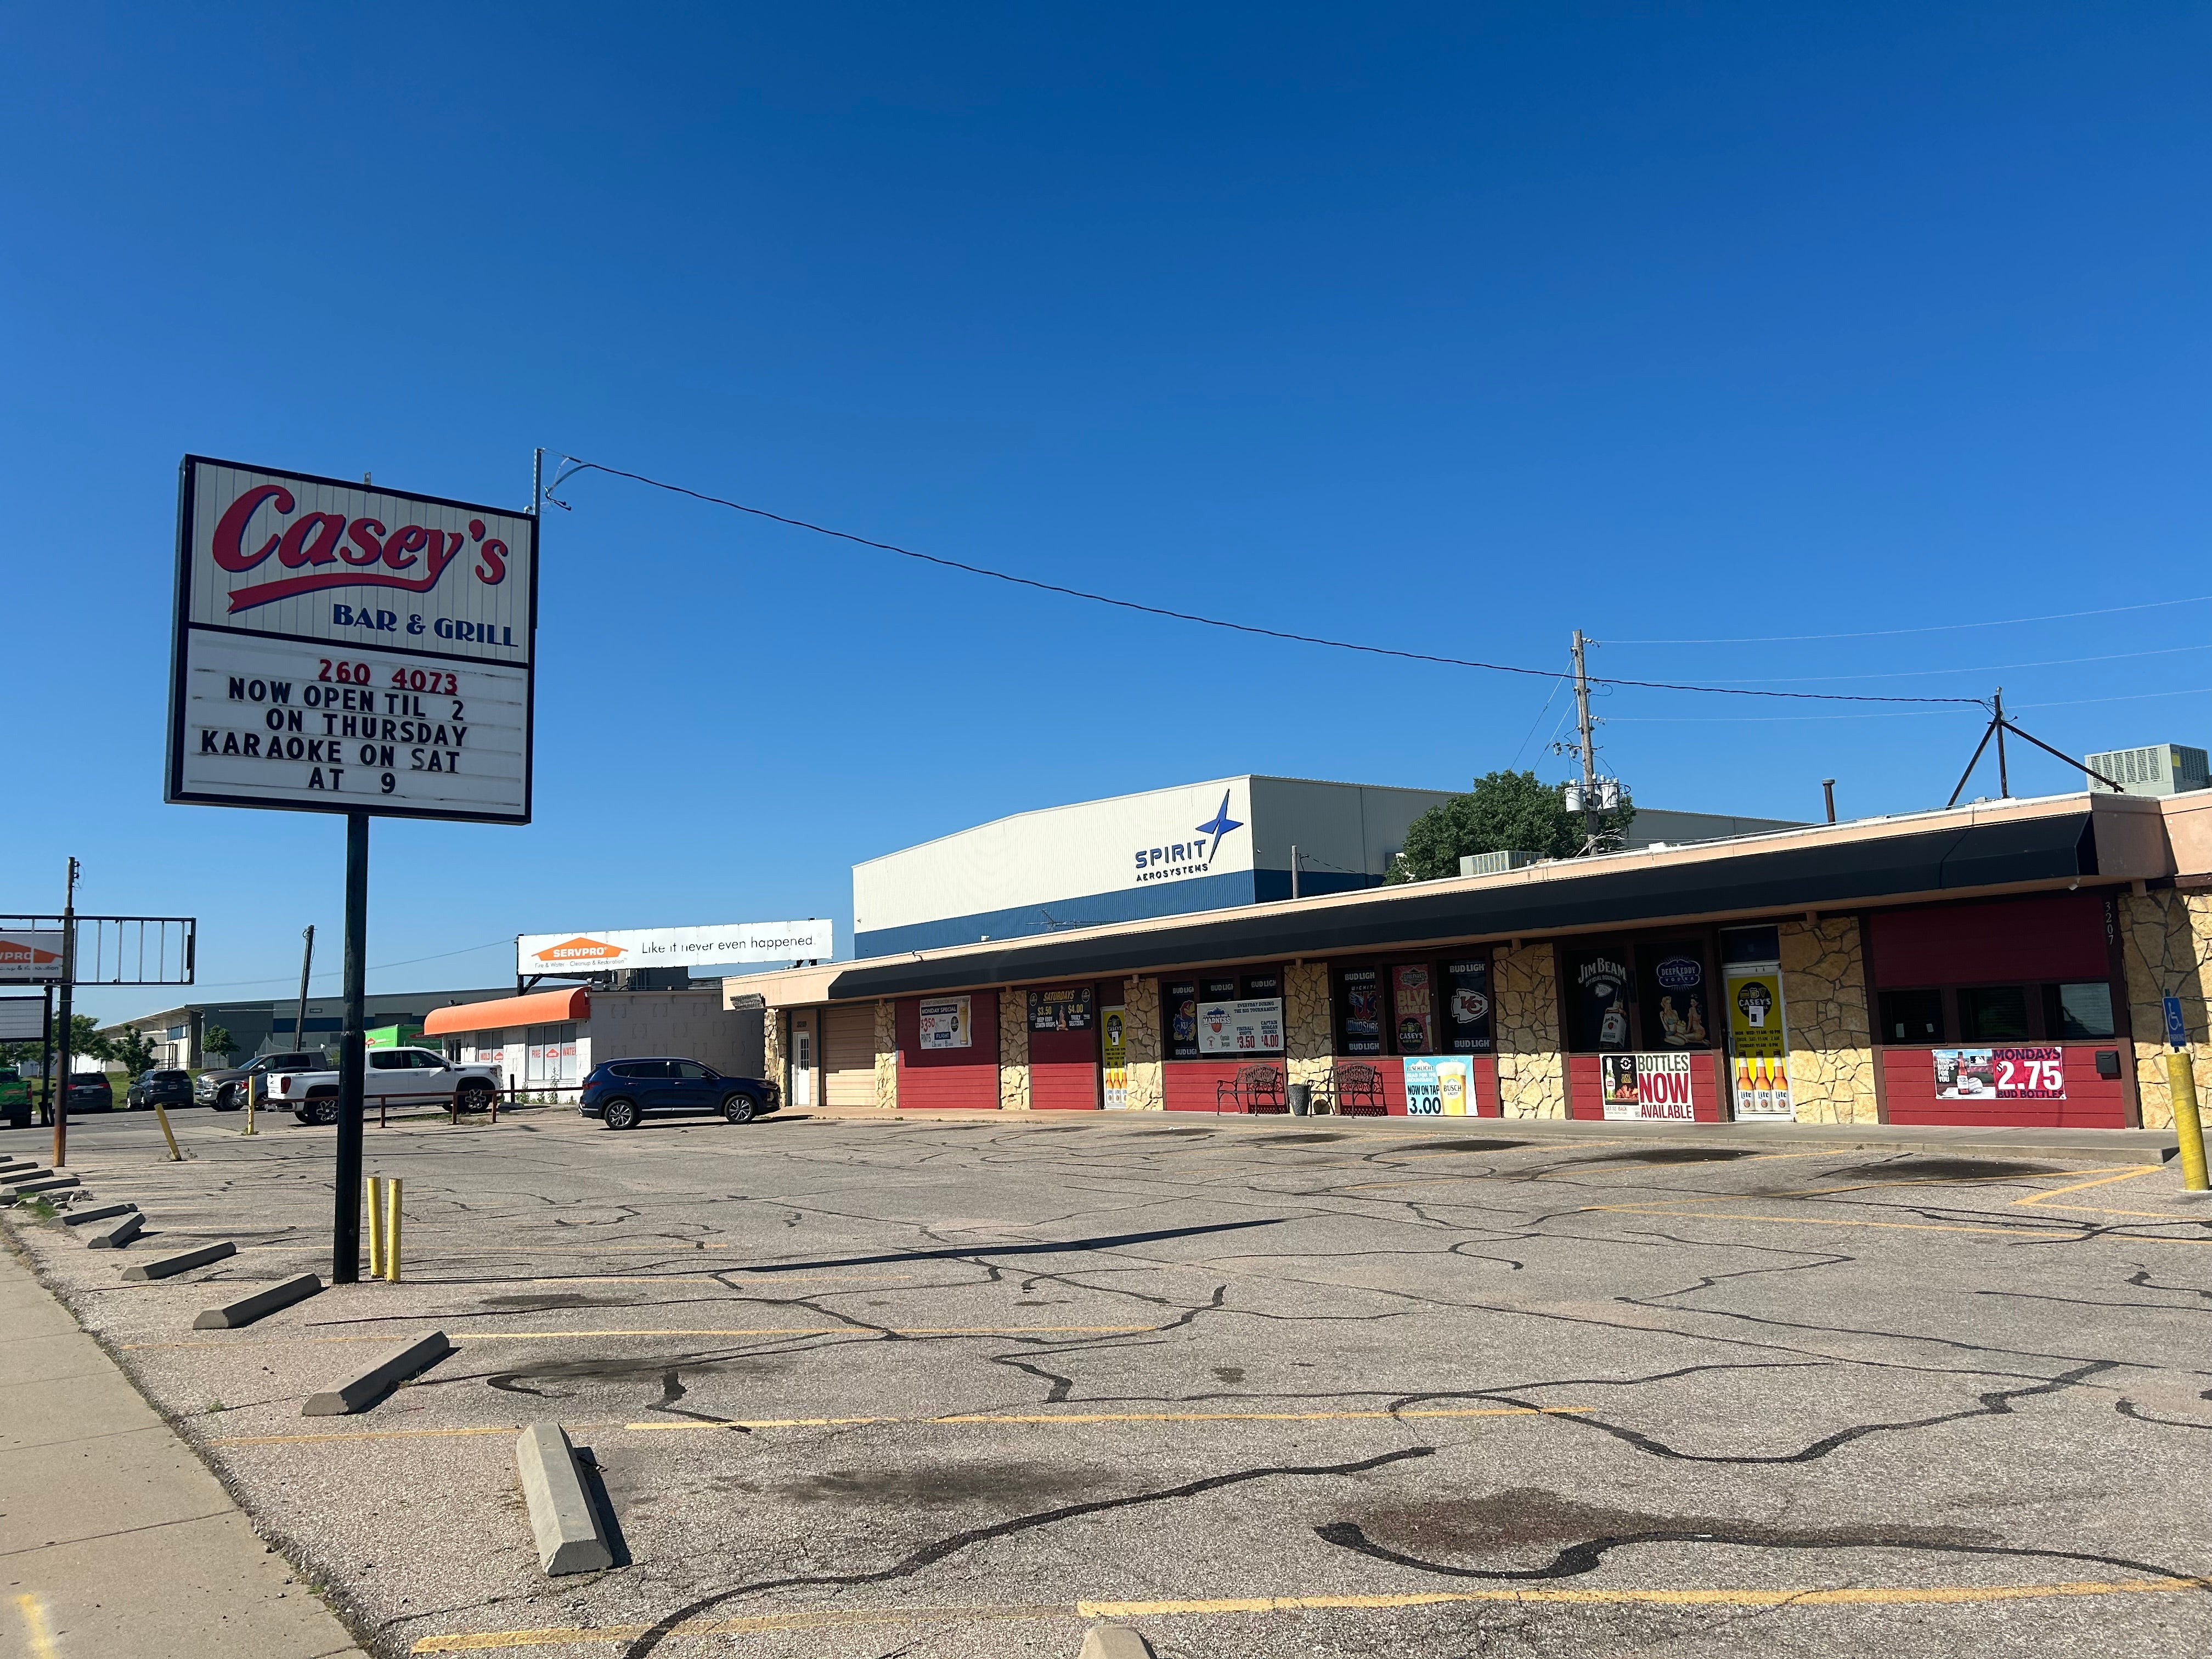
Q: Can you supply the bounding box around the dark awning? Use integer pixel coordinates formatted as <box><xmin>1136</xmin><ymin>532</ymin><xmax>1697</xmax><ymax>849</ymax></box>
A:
<box><xmin>825</xmin><ymin>811</ymin><xmax>2100</xmax><ymax>1001</ymax></box>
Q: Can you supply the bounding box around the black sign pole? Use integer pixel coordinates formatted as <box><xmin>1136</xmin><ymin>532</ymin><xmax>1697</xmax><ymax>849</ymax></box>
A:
<box><xmin>53</xmin><ymin>860</ymin><xmax>77</xmax><ymax>1168</ymax></box>
<box><xmin>37</xmin><ymin>984</ymin><xmax>53</xmax><ymax>1127</ymax></box>
<box><xmin>333</xmin><ymin>811</ymin><xmax>369</xmax><ymax>1283</ymax></box>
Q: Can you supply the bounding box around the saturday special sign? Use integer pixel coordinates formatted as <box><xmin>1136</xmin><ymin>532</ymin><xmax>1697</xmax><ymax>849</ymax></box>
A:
<box><xmin>518</xmin><ymin>920</ymin><xmax>835</xmax><ymax>974</ymax></box>
<box><xmin>166</xmin><ymin>457</ymin><xmax>537</xmax><ymax>823</ymax></box>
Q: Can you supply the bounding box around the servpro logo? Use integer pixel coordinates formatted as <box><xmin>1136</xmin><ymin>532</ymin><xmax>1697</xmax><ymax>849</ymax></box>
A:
<box><xmin>210</xmin><ymin>482</ymin><xmax>510</xmax><ymax>614</ymax></box>
<box><xmin>0</xmin><ymin>939</ymin><xmax>59</xmax><ymax>968</ymax></box>
<box><xmin>531</xmin><ymin>936</ymin><xmax>624</xmax><ymax>964</ymax></box>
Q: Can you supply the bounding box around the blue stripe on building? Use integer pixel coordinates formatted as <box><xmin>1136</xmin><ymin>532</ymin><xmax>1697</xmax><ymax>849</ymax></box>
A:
<box><xmin>853</xmin><ymin>868</ymin><xmax>1379</xmax><ymax>957</ymax></box>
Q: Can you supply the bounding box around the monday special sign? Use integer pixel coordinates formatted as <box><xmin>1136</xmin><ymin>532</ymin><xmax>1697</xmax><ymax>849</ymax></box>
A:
<box><xmin>166</xmin><ymin>456</ymin><xmax>538</xmax><ymax>823</ymax></box>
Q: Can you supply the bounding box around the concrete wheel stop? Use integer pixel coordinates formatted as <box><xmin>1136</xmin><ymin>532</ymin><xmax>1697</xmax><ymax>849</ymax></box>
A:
<box><xmin>303</xmin><ymin>1331</ymin><xmax>453</xmax><ymax>1415</ymax></box>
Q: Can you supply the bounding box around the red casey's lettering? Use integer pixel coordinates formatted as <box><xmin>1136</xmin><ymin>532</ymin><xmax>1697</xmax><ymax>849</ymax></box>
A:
<box><xmin>210</xmin><ymin>484</ymin><xmax>509</xmax><ymax>614</ymax></box>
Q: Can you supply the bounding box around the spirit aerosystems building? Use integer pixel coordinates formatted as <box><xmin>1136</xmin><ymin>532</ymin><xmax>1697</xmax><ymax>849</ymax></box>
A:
<box><xmin>741</xmin><ymin>781</ymin><xmax>2208</xmax><ymax>1136</ymax></box>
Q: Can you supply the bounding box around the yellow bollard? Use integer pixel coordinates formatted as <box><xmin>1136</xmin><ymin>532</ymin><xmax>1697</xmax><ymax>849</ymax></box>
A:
<box><xmin>2169</xmin><ymin>1051</ymin><xmax>2210</xmax><ymax>1193</ymax></box>
<box><xmin>383</xmin><ymin>1178</ymin><xmax>403</xmax><ymax>1283</ymax></box>
<box><xmin>244</xmin><ymin>1074</ymin><xmax>258</xmax><ymax>1137</ymax></box>
<box><xmin>151</xmin><ymin>1099</ymin><xmax>184</xmax><ymax>1163</ymax></box>
<box><xmin>365</xmin><ymin>1176</ymin><xmax>386</xmax><ymax>1278</ymax></box>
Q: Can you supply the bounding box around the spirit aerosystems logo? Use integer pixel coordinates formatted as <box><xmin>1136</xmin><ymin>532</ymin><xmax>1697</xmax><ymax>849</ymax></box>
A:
<box><xmin>1133</xmin><ymin>789</ymin><xmax>1244</xmax><ymax>885</ymax></box>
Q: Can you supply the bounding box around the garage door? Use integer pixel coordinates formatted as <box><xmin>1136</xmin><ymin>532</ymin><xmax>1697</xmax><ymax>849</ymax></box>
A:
<box><xmin>823</xmin><ymin>1003</ymin><xmax>877</xmax><ymax>1108</ymax></box>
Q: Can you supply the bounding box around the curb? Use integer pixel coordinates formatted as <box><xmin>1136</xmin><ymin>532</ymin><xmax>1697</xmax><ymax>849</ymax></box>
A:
<box><xmin>1077</xmin><ymin>1627</ymin><xmax>1154</xmax><ymax>1659</ymax></box>
<box><xmin>195</xmin><ymin>1273</ymin><xmax>323</xmax><ymax>1329</ymax></box>
<box><xmin>3</xmin><ymin>1174</ymin><xmax>81</xmax><ymax>1201</ymax></box>
<box><xmin>121</xmin><ymin>1240</ymin><xmax>238</xmax><ymax>1280</ymax></box>
<box><xmin>303</xmin><ymin>1331</ymin><xmax>453</xmax><ymax>1416</ymax></box>
<box><xmin>63</xmin><ymin>1202</ymin><xmax>140</xmax><ymax>1227</ymax></box>
<box><xmin>85</xmin><ymin>1212</ymin><xmax>146</xmax><ymax>1249</ymax></box>
<box><xmin>516</xmin><ymin>1423</ymin><xmax>615</xmax><ymax>1575</ymax></box>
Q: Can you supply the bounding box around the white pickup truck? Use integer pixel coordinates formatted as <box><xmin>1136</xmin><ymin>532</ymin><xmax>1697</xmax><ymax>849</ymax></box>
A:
<box><xmin>269</xmin><ymin>1047</ymin><xmax>501</xmax><ymax>1125</ymax></box>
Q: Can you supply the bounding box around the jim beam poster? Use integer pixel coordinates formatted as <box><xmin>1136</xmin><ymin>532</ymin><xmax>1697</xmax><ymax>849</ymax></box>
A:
<box><xmin>1724</xmin><ymin>962</ymin><xmax>1795</xmax><ymax>1120</ymax></box>
<box><xmin>1601</xmin><ymin>1051</ymin><xmax>1695</xmax><ymax>1120</ymax></box>
<box><xmin>168</xmin><ymin>458</ymin><xmax>535</xmax><ymax>823</ymax></box>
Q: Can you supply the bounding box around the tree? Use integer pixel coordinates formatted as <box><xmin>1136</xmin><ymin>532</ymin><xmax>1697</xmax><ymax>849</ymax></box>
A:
<box><xmin>63</xmin><ymin>1014</ymin><xmax>111</xmax><ymax>1067</ymax></box>
<box><xmin>1387</xmin><ymin>770</ymin><xmax>1637</xmax><ymax>883</ymax></box>
<box><xmin>111</xmin><ymin>1025</ymin><xmax>159</xmax><ymax>1077</ymax></box>
<box><xmin>202</xmin><ymin>1025</ymin><xmax>235</xmax><ymax>1065</ymax></box>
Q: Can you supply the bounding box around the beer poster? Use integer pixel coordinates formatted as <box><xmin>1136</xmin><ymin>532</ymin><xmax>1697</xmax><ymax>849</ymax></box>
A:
<box><xmin>1393</xmin><ymin>964</ymin><xmax>1435</xmax><ymax>1054</ymax></box>
<box><xmin>1724</xmin><ymin>962</ymin><xmax>1793</xmax><ymax>1120</ymax></box>
<box><xmin>1101</xmin><ymin>1006</ymin><xmax>1129</xmax><ymax>1109</ymax></box>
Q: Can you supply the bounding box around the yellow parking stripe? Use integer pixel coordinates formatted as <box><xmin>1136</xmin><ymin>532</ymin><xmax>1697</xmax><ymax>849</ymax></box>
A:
<box><xmin>124</xmin><ymin>1324</ymin><xmax>1160</xmax><ymax>1351</ymax></box>
<box><xmin>623</xmin><ymin>1405</ymin><xmax>1592</xmax><ymax>1431</ymax></box>
<box><xmin>408</xmin><ymin>1576</ymin><xmax>2212</xmax><ymax>1651</ymax></box>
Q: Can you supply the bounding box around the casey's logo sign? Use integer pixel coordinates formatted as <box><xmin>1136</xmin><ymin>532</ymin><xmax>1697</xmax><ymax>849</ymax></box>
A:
<box><xmin>210</xmin><ymin>482</ymin><xmax>511</xmax><ymax>614</ymax></box>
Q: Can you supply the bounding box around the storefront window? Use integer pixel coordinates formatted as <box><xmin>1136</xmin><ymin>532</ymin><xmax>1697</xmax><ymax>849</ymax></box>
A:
<box><xmin>1957</xmin><ymin>986</ymin><xmax>2030</xmax><ymax>1043</ymax></box>
<box><xmin>1334</xmin><ymin>965</ymin><xmax>1386</xmax><ymax>1056</ymax></box>
<box><xmin>1635</xmin><ymin>943</ymin><xmax>1714</xmax><ymax>1051</ymax></box>
<box><xmin>1720</xmin><ymin>925</ymin><xmax>1782</xmax><ymax>965</ymax></box>
<box><xmin>2045</xmin><ymin>982</ymin><xmax>2116</xmax><ymax>1040</ymax></box>
<box><xmin>1163</xmin><ymin>980</ymin><xmax>1201</xmax><ymax>1061</ymax></box>
<box><xmin>1564</xmin><ymin>946</ymin><xmax>1634</xmax><ymax>1052</ymax></box>
<box><xmin>1879</xmin><ymin>989</ymin><xmax>1944</xmax><ymax>1043</ymax></box>
<box><xmin>1441</xmin><ymin>957</ymin><xmax>1493</xmax><ymax>1053</ymax></box>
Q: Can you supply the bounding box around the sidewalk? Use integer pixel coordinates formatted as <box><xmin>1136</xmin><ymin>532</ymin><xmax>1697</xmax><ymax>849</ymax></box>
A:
<box><xmin>0</xmin><ymin>1229</ymin><xmax>363</xmax><ymax>1659</ymax></box>
<box><xmin>787</xmin><ymin>1103</ymin><xmax>2181</xmax><ymax>1164</ymax></box>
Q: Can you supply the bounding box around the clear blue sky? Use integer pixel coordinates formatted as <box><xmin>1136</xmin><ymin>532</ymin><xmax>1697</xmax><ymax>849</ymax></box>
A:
<box><xmin>6</xmin><ymin>4</ymin><xmax>2209</xmax><ymax>1017</ymax></box>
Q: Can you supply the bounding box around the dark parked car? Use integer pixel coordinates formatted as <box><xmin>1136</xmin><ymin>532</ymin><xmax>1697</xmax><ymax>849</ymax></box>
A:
<box><xmin>64</xmin><ymin>1073</ymin><xmax>114</xmax><ymax>1113</ymax></box>
<box><xmin>579</xmin><ymin>1058</ymin><xmax>779</xmax><ymax>1130</ymax></box>
<box><xmin>195</xmin><ymin>1051</ymin><xmax>326</xmax><ymax>1111</ymax></box>
<box><xmin>126</xmin><ymin>1069</ymin><xmax>193</xmax><ymax>1111</ymax></box>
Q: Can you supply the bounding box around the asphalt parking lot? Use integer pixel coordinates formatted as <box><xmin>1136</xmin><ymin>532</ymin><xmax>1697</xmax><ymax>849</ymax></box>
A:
<box><xmin>7</xmin><ymin>1105</ymin><xmax>2212</xmax><ymax>1659</ymax></box>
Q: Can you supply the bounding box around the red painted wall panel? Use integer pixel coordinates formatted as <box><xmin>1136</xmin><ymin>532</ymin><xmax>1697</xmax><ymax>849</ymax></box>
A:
<box><xmin>1567</xmin><ymin>1053</ymin><xmax>1723</xmax><ymax>1121</ymax></box>
<box><xmin>1869</xmin><ymin>894</ymin><xmax>2108</xmax><ymax>989</ymax></box>
<box><xmin>1165</xmin><ymin>1061</ymin><xmax>1249</xmax><ymax>1113</ymax></box>
<box><xmin>1879</xmin><ymin>1046</ymin><xmax>2128</xmax><ymax>1130</ymax></box>
<box><xmin>895</xmin><ymin>991</ymin><xmax>1000</xmax><ymax>1109</ymax></box>
<box><xmin>1030</xmin><ymin>1023</ymin><xmax>1098</xmax><ymax>1110</ymax></box>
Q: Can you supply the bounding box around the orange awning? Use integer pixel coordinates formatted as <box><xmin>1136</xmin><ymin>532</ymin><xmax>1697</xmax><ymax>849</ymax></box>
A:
<box><xmin>422</xmin><ymin>988</ymin><xmax>590</xmax><ymax>1037</ymax></box>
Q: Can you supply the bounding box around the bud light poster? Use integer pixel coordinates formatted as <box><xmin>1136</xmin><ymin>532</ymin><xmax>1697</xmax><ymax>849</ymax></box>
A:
<box><xmin>1336</xmin><ymin>966</ymin><xmax>1383</xmax><ymax>1056</ymax></box>
<box><xmin>1164</xmin><ymin>980</ymin><xmax>1200</xmax><ymax>1061</ymax></box>
<box><xmin>1444</xmin><ymin>957</ymin><xmax>1493</xmax><ymax>1053</ymax></box>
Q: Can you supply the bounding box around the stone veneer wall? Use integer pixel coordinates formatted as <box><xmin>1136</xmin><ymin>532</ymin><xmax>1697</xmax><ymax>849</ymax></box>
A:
<box><xmin>761</xmin><ymin>1008</ymin><xmax>787</xmax><ymax>1102</ymax></box>
<box><xmin>1285</xmin><ymin>961</ymin><xmax>1334</xmax><ymax>1094</ymax></box>
<box><xmin>873</xmin><ymin>999</ymin><xmax>899</xmax><ymax>1110</ymax></box>
<box><xmin>1494</xmin><ymin>944</ymin><xmax>1566</xmax><ymax>1118</ymax></box>
<box><xmin>1122</xmin><ymin>975</ymin><xmax>1164</xmax><ymax>1110</ymax></box>
<box><xmin>1778</xmin><ymin>917</ymin><xmax>1877</xmax><ymax>1125</ymax></box>
<box><xmin>998</xmin><ymin>990</ymin><xmax>1031</xmax><ymax>1111</ymax></box>
<box><xmin>2119</xmin><ymin>887</ymin><xmax>2212</xmax><ymax>1132</ymax></box>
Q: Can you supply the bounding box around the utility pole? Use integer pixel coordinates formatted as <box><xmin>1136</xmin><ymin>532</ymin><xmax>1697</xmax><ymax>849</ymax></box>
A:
<box><xmin>294</xmin><ymin>926</ymin><xmax>315</xmax><ymax>1058</ymax></box>
<box><xmin>1993</xmin><ymin>687</ymin><xmax>2009</xmax><ymax>798</ymax></box>
<box><xmin>1571</xmin><ymin>630</ymin><xmax>1599</xmax><ymax>848</ymax></box>
<box><xmin>1290</xmin><ymin>844</ymin><xmax>1300</xmax><ymax>901</ymax></box>
<box><xmin>53</xmin><ymin>857</ymin><xmax>77</xmax><ymax>1168</ymax></box>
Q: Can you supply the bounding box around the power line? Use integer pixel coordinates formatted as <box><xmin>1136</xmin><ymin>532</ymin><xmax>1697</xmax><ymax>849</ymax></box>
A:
<box><xmin>1675</xmin><ymin>639</ymin><xmax>2212</xmax><ymax>687</ymax></box>
<box><xmin>548</xmin><ymin>456</ymin><xmax>1983</xmax><ymax>708</ymax></box>
<box><xmin>193</xmin><ymin>939</ymin><xmax>511</xmax><ymax>991</ymax></box>
<box><xmin>1608</xmin><ymin>592</ymin><xmax>2212</xmax><ymax>646</ymax></box>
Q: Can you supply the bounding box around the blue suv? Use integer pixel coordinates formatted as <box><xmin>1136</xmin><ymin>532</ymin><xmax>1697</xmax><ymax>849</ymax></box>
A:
<box><xmin>579</xmin><ymin>1058</ymin><xmax>779</xmax><ymax>1131</ymax></box>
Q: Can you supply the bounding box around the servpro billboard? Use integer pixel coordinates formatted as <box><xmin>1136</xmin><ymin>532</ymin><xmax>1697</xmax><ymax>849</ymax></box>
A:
<box><xmin>166</xmin><ymin>457</ymin><xmax>537</xmax><ymax>823</ymax></box>
<box><xmin>517</xmin><ymin>920</ymin><xmax>834</xmax><ymax>974</ymax></box>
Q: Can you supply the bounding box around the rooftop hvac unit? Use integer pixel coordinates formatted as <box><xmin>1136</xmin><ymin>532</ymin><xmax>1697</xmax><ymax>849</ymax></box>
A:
<box><xmin>1460</xmin><ymin>850</ymin><xmax>1543</xmax><ymax>877</ymax></box>
<box><xmin>2083</xmin><ymin>743</ymin><xmax>2211</xmax><ymax>798</ymax></box>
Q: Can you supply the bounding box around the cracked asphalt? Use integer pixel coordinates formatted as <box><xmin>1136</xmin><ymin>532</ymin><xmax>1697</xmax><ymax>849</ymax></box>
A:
<box><xmin>7</xmin><ymin>1107</ymin><xmax>2212</xmax><ymax>1658</ymax></box>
